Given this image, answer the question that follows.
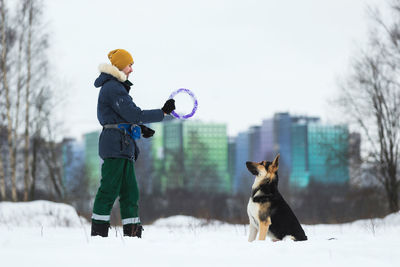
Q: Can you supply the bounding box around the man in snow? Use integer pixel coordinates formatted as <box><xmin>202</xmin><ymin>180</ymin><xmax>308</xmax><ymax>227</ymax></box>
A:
<box><xmin>91</xmin><ymin>49</ymin><xmax>175</xmax><ymax>237</ymax></box>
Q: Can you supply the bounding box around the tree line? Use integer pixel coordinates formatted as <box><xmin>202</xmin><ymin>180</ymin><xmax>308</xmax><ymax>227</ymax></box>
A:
<box><xmin>0</xmin><ymin>0</ymin><xmax>63</xmax><ymax>202</ymax></box>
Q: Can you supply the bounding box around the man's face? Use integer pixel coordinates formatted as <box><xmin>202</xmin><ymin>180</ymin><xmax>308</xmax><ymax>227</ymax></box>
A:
<box><xmin>122</xmin><ymin>63</ymin><xmax>133</xmax><ymax>78</ymax></box>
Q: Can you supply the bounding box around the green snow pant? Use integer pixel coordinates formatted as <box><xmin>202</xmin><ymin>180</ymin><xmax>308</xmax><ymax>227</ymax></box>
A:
<box><xmin>92</xmin><ymin>158</ymin><xmax>140</xmax><ymax>225</ymax></box>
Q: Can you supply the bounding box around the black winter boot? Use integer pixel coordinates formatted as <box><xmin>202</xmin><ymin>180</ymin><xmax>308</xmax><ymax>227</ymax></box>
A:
<box><xmin>123</xmin><ymin>223</ymin><xmax>144</xmax><ymax>238</ymax></box>
<box><xmin>91</xmin><ymin>221</ymin><xmax>110</xmax><ymax>237</ymax></box>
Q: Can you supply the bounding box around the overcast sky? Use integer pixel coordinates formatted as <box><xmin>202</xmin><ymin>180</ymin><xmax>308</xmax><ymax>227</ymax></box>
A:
<box><xmin>44</xmin><ymin>0</ymin><xmax>381</xmax><ymax>139</ymax></box>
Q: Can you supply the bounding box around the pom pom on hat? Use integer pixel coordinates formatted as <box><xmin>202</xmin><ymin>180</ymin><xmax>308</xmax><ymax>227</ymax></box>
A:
<box><xmin>108</xmin><ymin>49</ymin><xmax>134</xmax><ymax>70</ymax></box>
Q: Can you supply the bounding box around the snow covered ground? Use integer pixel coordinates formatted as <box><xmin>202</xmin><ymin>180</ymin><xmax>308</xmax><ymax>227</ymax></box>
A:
<box><xmin>0</xmin><ymin>201</ymin><xmax>399</xmax><ymax>267</ymax></box>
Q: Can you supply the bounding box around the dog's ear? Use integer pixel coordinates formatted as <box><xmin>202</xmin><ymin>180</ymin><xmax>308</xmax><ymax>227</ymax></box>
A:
<box><xmin>246</xmin><ymin>161</ymin><xmax>259</xmax><ymax>176</ymax></box>
<box><xmin>268</xmin><ymin>154</ymin><xmax>280</xmax><ymax>173</ymax></box>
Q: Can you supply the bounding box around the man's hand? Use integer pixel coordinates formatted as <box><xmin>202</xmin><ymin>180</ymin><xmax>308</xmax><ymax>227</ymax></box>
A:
<box><xmin>139</xmin><ymin>125</ymin><xmax>155</xmax><ymax>138</ymax></box>
<box><xmin>161</xmin><ymin>99</ymin><xmax>176</xmax><ymax>114</ymax></box>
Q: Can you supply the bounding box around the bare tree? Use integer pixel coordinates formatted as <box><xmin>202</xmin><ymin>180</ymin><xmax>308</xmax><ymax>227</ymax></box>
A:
<box><xmin>0</xmin><ymin>2</ymin><xmax>6</xmax><ymax>201</ymax></box>
<box><xmin>0</xmin><ymin>0</ymin><xmax>18</xmax><ymax>201</ymax></box>
<box><xmin>0</xmin><ymin>127</ymin><xmax>6</xmax><ymax>200</ymax></box>
<box><xmin>18</xmin><ymin>0</ymin><xmax>54</xmax><ymax>201</ymax></box>
<box><xmin>337</xmin><ymin>1</ymin><xmax>400</xmax><ymax>213</ymax></box>
<box><xmin>0</xmin><ymin>0</ymin><xmax>63</xmax><ymax>202</ymax></box>
<box><xmin>43</xmin><ymin>122</ymin><xmax>65</xmax><ymax>199</ymax></box>
<box><xmin>14</xmin><ymin>0</ymin><xmax>28</xmax><ymax>201</ymax></box>
<box><xmin>22</xmin><ymin>0</ymin><xmax>35</xmax><ymax>201</ymax></box>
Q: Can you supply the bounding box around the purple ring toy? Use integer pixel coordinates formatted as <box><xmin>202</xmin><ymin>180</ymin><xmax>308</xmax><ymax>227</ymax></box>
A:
<box><xmin>168</xmin><ymin>88</ymin><xmax>198</xmax><ymax>119</ymax></box>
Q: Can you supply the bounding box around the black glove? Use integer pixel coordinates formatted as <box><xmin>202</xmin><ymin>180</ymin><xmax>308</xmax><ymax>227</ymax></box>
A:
<box><xmin>161</xmin><ymin>99</ymin><xmax>176</xmax><ymax>114</ymax></box>
<box><xmin>139</xmin><ymin>125</ymin><xmax>155</xmax><ymax>138</ymax></box>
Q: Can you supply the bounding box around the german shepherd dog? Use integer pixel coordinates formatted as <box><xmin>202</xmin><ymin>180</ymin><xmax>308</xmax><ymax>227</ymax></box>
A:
<box><xmin>246</xmin><ymin>154</ymin><xmax>307</xmax><ymax>242</ymax></box>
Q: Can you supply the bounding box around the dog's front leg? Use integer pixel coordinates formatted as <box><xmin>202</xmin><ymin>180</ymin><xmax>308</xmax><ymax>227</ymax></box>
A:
<box><xmin>258</xmin><ymin>217</ymin><xmax>271</xmax><ymax>241</ymax></box>
<box><xmin>248</xmin><ymin>224</ymin><xmax>258</xmax><ymax>242</ymax></box>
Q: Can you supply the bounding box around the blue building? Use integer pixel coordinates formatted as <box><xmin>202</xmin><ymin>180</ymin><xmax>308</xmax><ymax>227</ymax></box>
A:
<box><xmin>307</xmin><ymin>124</ymin><xmax>349</xmax><ymax>185</ymax></box>
<box><xmin>290</xmin><ymin>123</ymin><xmax>310</xmax><ymax>188</ymax></box>
<box><xmin>62</xmin><ymin>138</ymin><xmax>84</xmax><ymax>191</ymax></box>
<box><xmin>273</xmin><ymin>113</ymin><xmax>293</xmax><ymax>181</ymax></box>
<box><xmin>248</xmin><ymin>126</ymin><xmax>262</xmax><ymax>161</ymax></box>
<box><xmin>233</xmin><ymin>131</ymin><xmax>251</xmax><ymax>194</ymax></box>
<box><xmin>231</xmin><ymin>112</ymin><xmax>350</xmax><ymax>192</ymax></box>
<box><xmin>290</xmin><ymin>123</ymin><xmax>350</xmax><ymax>188</ymax></box>
<box><xmin>260</xmin><ymin>118</ymin><xmax>275</xmax><ymax>161</ymax></box>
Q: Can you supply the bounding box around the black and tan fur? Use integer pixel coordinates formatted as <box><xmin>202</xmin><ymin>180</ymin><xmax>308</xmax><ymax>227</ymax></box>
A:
<box><xmin>246</xmin><ymin>154</ymin><xmax>307</xmax><ymax>242</ymax></box>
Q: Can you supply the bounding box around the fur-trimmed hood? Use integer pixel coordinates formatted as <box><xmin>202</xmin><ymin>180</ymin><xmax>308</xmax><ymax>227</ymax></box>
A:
<box><xmin>98</xmin><ymin>63</ymin><xmax>127</xmax><ymax>82</ymax></box>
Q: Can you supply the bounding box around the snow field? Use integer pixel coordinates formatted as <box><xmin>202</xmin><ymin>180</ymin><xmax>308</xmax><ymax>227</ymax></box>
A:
<box><xmin>0</xmin><ymin>201</ymin><xmax>399</xmax><ymax>267</ymax></box>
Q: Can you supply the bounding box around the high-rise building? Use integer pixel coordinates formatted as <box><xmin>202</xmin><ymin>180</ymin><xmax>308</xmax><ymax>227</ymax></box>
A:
<box><xmin>248</xmin><ymin>126</ymin><xmax>262</xmax><ymax>161</ymax></box>
<box><xmin>290</xmin><ymin>123</ymin><xmax>350</xmax><ymax>188</ymax></box>
<box><xmin>273</xmin><ymin>112</ymin><xmax>296</xmax><ymax>184</ymax></box>
<box><xmin>233</xmin><ymin>131</ymin><xmax>251</xmax><ymax>195</ymax></box>
<box><xmin>162</xmin><ymin>121</ymin><xmax>185</xmax><ymax>189</ymax></box>
<box><xmin>228</xmin><ymin>136</ymin><xmax>236</xmax><ymax>191</ymax></box>
<box><xmin>307</xmin><ymin>124</ymin><xmax>349</xmax><ymax>185</ymax></box>
<box><xmin>62</xmin><ymin>138</ymin><xmax>84</xmax><ymax>190</ymax></box>
<box><xmin>260</xmin><ymin>118</ymin><xmax>275</xmax><ymax>161</ymax></box>
<box><xmin>290</xmin><ymin>123</ymin><xmax>310</xmax><ymax>188</ymax></box>
<box><xmin>148</xmin><ymin>122</ymin><xmax>166</xmax><ymax>192</ymax></box>
<box><xmin>83</xmin><ymin>130</ymin><xmax>101</xmax><ymax>194</ymax></box>
<box><xmin>184</xmin><ymin>121</ymin><xmax>229</xmax><ymax>192</ymax></box>
<box><xmin>161</xmin><ymin>120</ymin><xmax>230</xmax><ymax>193</ymax></box>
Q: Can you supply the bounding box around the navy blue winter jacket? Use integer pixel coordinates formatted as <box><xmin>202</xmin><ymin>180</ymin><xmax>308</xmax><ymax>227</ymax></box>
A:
<box><xmin>95</xmin><ymin>63</ymin><xmax>165</xmax><ymax>161</ymax></box>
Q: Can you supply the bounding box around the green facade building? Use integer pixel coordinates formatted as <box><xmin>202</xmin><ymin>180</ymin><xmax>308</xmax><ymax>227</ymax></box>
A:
<box><xmin>83</xmin><ymin>131</ymin><xmax>101</xmax><ymax>195</ymax></box>
<box><xmin>183</xmin><ymin>121</ymin><xmax>229</xmax><ymax>193</ymax></box>
<box><xmin>148</xmin><ymin>122</ymin><xmax>167</xmax><ymax>193</ymax></box>
<box><xmin>153</xmin><ymin>120</ymin><xmax>230</xmax><ymax>193</ymax></box>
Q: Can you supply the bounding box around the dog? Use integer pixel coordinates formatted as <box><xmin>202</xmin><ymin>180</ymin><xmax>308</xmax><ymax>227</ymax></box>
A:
<box><xmin>246</xmin><ymin>154</ymin><xmax>307</xmax><ymax>242</ymax></box>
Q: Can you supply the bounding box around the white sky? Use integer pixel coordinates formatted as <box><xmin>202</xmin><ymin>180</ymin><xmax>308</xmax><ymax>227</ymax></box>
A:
<box><xmin>44</xmin><ymin>0</ymin><xmax>382</xmax><ymax>139</ymax></box>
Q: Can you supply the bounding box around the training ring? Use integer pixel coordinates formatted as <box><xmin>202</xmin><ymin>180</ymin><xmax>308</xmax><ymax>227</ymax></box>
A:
<box><xmin>168</xmin><ymin>88</ymin><xmax>198</xmax><ymax>119</ymax></box>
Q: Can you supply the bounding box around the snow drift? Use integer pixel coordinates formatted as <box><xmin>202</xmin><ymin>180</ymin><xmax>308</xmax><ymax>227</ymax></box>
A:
<box><xmin>0</xmin><ymin>200</ymin><xmax>85</xmax><ymax>227</ymax></box>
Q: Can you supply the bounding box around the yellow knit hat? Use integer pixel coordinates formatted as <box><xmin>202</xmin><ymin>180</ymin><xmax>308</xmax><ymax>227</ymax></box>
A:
<box><xmin>108</xmin><ymin>49</ymin><xmax>134</xmax><ymax>70</ymax></box>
